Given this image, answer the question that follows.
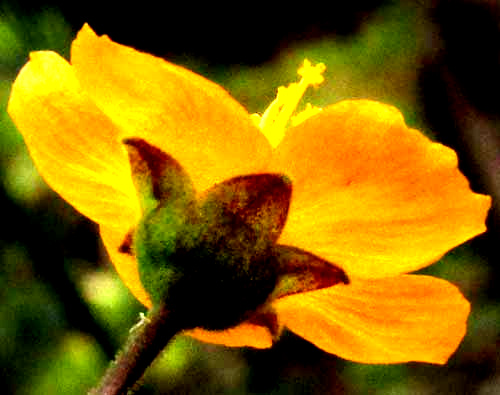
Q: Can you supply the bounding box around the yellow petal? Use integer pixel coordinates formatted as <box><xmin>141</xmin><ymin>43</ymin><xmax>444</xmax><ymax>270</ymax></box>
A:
<box><xmin>185</xmin><ymin>323</ymin><xmax>273</xmax><ymax>349</ymax></box>
<box><xmin>100</xmin><ymin>225</ymin><xmax>151</xmax><ymax>307</ymax></box>
<box><xmin>8</xmin><ymin>51</ymin><xmax>140</xmax><ymax>229</ymax></box>
<box><xmin>70</xmin><ymin>24</ymin><xmax>272</xmax><ymax>192</ymax></box>
<box><xmin>271</xmin><ymin>100</ymin><xmax>490</xmax><ymax>278</ymax></box>
<box><xmin>274</xmin><ymin>275</ymin><xmax>470</xmax><ymax>364</ymax></box>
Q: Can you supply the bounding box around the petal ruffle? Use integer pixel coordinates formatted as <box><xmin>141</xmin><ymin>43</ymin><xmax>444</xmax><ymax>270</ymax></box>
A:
<box><xmin>271</xmin><ymin>100</ymin><xmax>490</xmax><ymax>278</ymax></box>
<box><xmin>70</xmin><ymin>24</ymin><xmax>272</xmax><ymax>193</ymax></box>
<box><xmin>273</xmin><ymin>275</ymin><xmax>470</xmax><ymax>364</ymax></box>
<box><xmin>8</xmin><ymin>51</ymin><xmax>140</xmax><ymax>229</ymax></box>
<box><xmin>185</xmin><ymin>324</ymin><xmax>273</xmax><ymax>349</ymax></box>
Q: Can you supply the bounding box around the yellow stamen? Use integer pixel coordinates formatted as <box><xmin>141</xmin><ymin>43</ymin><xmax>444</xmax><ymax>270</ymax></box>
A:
<box><xmin>291</xmin><ymin>103</ymin><xmax>323</xmax><ymax>127</ymax></box>
<box><xmin>254</xmin><ymin>59</ymin><xmax>326</xmax><ymax>148</ymax></box>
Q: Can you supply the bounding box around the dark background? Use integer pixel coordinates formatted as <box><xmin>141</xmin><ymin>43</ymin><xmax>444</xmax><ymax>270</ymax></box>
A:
<box><xmin>0</xmin><ymin>0</ymin><xmax>499</xmax><ymax>393</ymax></box>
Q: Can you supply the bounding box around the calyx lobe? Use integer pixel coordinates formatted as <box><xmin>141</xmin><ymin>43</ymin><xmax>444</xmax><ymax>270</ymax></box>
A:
<box><xmin>121</xmin><ymin>138</ymin><xmax>349</xmax><ymax>332</ymax></box>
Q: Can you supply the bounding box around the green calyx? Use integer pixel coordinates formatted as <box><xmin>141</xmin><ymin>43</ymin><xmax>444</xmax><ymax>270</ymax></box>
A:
<box><xmin>120</xmin><ymin>138</ymin><xmax>349</xmax><ymax>334</ymax></box>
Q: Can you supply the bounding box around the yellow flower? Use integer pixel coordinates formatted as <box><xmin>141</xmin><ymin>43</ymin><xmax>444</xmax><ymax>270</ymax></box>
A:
<box><xmin>8</xmin><ymin>24</ymin><xmax>490</xmax><ymax>364</ymax></box>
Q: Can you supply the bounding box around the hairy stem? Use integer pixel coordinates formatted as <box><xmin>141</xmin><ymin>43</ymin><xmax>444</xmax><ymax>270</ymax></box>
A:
<box><xmin>89</xmin><ymin>303</ymin><xmax>180</xmax><ymax>395</ymax></box>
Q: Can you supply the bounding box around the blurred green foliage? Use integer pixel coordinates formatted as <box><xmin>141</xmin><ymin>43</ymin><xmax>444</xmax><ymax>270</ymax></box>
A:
<box><xmin>0</xmin><ymin>1</ymin><xmax>497</xmax><ymax>394</ymax></box>
<box><xmin>218</xmin><ymin>2</ymin><xmax>426</xmax><ymax>130</ymax></box>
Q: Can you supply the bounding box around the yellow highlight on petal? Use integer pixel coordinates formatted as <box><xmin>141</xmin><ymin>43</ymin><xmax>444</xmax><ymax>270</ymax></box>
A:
<box><xmin>255</xmin><ymin>59</ymin><xmax>326</xmax><ymax>148</ymax></box>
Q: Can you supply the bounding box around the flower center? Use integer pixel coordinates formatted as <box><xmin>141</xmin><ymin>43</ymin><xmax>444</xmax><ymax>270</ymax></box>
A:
<box><xmin>252</xmin><ymin>59</ymin><xmax>326</xmax><ymax>148</ymax></box>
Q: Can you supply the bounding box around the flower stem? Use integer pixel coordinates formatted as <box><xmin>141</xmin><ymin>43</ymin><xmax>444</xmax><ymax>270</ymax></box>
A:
<box><xmin>89</xmin><ymin>303</ymin><xmax>180</xmax><ymax>395</ymax></box>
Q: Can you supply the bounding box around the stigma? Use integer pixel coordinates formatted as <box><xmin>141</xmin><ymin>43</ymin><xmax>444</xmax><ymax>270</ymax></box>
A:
<box><xmin>252</xmin><ymin>59</ymin><xmax>326</xmax><ymax>148</ymax></box>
